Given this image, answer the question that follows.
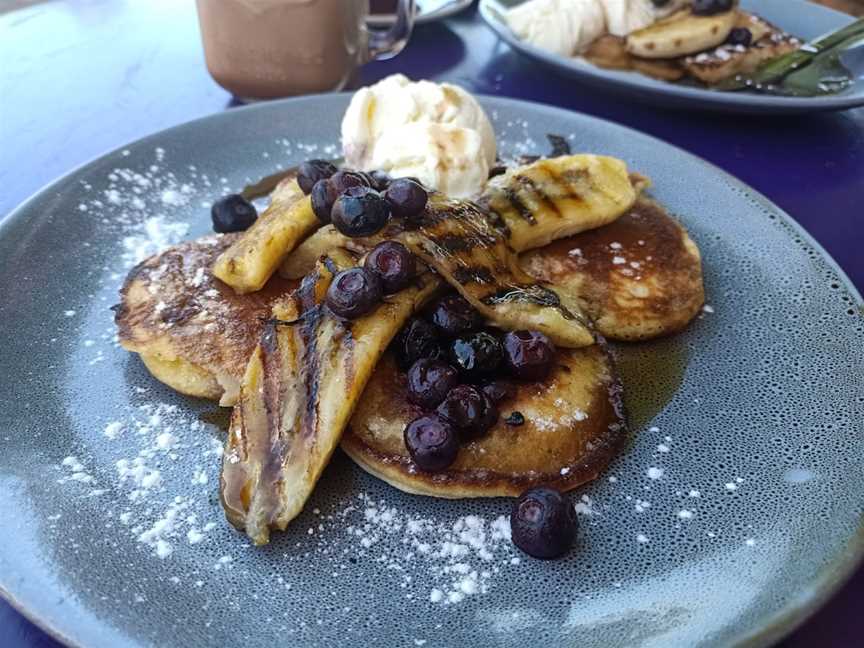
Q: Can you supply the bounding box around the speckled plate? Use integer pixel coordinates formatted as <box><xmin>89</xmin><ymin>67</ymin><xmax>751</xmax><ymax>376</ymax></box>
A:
<box><xmin>1</xmin><ymin>95</ymin><xmax>862</xmax><ymax>648</ymax></box>
<box><xmin>480</xmin><ymin>0</ymin><xmax>864</xmax><ymax>114</ymax></box>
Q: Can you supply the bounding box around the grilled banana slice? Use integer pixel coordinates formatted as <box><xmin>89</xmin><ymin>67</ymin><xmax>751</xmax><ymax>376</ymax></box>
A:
<box><xmin>281</xmin><ymin>196</ymin><xmax>594</xmax><ymax>348</ymax></box>
<box><xmin>221</xmin><ymin>251</ymin><xmax>439</xmax><ymax>544</ymax></box>
<box><xmin>282</xmin><ymin>155</ymin><xmax>638</xmax><ymax>278</ymax></box>
<box><xmin>212</xmin><ymin>177</ymin><xmax>317</xmax><ymax>293</ymax></box>
<box><xmin>481</xmin><ymin>155</ymin><xmax>637</xmax><ymax>252</ymax></box>
<box><xmin>626</xmin><ymin>9</ymin><xmax>738</xmax><ymax>59</ymax></box>
<box><xmin>398</xmin><ymin>195</ymin><xmax>594</xmax><ymax>347</ymax></box>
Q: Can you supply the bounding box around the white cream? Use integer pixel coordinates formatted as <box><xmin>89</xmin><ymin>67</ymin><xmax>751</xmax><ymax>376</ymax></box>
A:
<box><xmin>369</xmin><ymin>122</ymin><xmax>490</xmax><ymax>200</ymax></box>
<box><xmin>506</xmin><ymin>0</ymin><xmax>606</xmax><ymax>56</ymax></box>
<box><xmin>506</xmin><ymin>0</ymin><xmax>692</xmax><ymax>53</ymax></box>
<box><xmin>341</xmin><ymin>74</ymin><xmax>496</xmax><ymax>197</ymax></box>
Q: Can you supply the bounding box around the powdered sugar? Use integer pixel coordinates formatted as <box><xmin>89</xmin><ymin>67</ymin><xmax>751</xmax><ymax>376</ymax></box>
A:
<box><xmin>56</xmin><ymin>399</ymin><xmax>225</xmax><ymax>559</ymax></box>
<box><xmin>333</xmin><ymin>495</ymin><xmax>521</xmax><ymax>605</ymax></box>
<box><xmin>59</xmin><ymin>455</ymin><xmax>96</xmax><ymax>486</ymax></box>
<box><xmin>122</xmin><ymin>216</ymin><xmax>190</xmax><ymax>267</ymax></box>
<box><xmin>647</xmin><ymin>467</ymin><xmax>664</xmax><ymax>480</ymax></box>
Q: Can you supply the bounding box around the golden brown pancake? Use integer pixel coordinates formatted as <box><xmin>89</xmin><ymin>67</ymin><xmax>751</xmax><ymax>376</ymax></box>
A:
<box><xmin>342</xmin><ymin>346</ymin><xmax>626</xmax><ymax>498</ymax></box>
<box><xmin>682</xmin><ymin>12</ymin><xmax>801</xmax><ymax>86</ymax></box>
<box><xmin>520</xmin><ymin>196</ymin><xmax>704</xmax><ymax>341</ymax></box>
<box><xmin>114</xmin><ymin>234</ymin><xmax>296</xmax><ymax>405</ymax></box>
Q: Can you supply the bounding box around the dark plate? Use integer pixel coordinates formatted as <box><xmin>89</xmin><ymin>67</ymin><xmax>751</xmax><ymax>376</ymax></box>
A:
<box><xmin>480</xmin><ymin>0</ymin><xmax>864</xmax><ymax>113</ymax></box>
<box><xmin>0</xmin><ymin>95</ymin><xmax>862</xmax><ymax>647</ymax></box>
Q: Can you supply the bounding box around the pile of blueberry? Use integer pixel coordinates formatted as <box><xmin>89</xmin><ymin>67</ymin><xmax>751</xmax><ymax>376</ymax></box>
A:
<box><xmin>210</xmin><ymin>158</ymin><xmax>427</xmax><ymax>239</ymax></box>
<box><xmin>301</xmin><ymin>161</ymin><xmax>432</xmax><ymax>320</ymax></box>
<box><xmin>392</xmin><ymin>296</ymin><xmax>579</xmax><ymax>558</ymax></box>
<box><xmin>297</xmin><ymin>159</ymin><xmax>428</xmax><ymax>238</ymax></box>
<box><xmin>319</xmin><ymin>240</ymin><xmax>417</xmax><ymax>320</ymax></box>
<box><xmin>393</xmin><ymin>293</ymin><xmax>557</xmax><ymax>471</ymax></box>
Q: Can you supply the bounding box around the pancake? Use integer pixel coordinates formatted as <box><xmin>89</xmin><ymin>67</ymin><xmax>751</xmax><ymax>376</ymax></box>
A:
<box><xmin>342</xmin><ymin>345</ymin><xmax>626</xmax><ymax>498</ymax></box>
<box><xmin>114</xmin><ymin>234</ymin><xmax>296</xmax><ymax>405</ymax></box>
<box><xmin>520</xmin><ymin>196</ymin><xmax>704</xmax><ymax>341</ymax></box>
<box><xmin>682</xmin><ymin>12</ymin><xmax>801</xmax><ymax>86</ymax></box>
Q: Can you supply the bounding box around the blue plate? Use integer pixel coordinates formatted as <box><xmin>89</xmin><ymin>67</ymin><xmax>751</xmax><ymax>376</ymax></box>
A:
<box><xmin>0</xmin><ymin>95</ymin><xmax>862</xmax><ymax>647</ymax></box>
<box><xmin>480</xmin><ymin>0</ymin><xmax>864</xmax><ymax>113</ymax></box>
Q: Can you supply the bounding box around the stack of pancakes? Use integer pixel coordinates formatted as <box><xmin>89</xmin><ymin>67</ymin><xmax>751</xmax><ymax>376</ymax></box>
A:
<box><xmin>116</xmin><ymin>181</ymin><xmax>704</xmax><ymax>501</ymax></box>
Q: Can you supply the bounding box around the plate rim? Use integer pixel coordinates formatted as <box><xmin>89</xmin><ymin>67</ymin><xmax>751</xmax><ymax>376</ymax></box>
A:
<box><xmin>1</xmin><ymin>92</ymin><xmax>862</xmax><ymax>648</ymax></box>
<box><xmin>478</xmin><ymin>0</ymin><xmax>864</xmax><ymax>113</ymax></box>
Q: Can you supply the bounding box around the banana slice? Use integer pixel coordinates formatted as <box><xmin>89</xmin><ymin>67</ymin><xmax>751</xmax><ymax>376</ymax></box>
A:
<box><xmin>212</xmin><ymin>178</ymin><xmax>317</xmax><ymax>294</ymax></box>
<box><xmin>626</xmin><ymin>9</ymin><xmax>738</xmax><ymax>59</ymax></box>
<box><xmin>221</xmin><ymin>252</ymin><xmax>440</xmax><ymax>544</ymax></box>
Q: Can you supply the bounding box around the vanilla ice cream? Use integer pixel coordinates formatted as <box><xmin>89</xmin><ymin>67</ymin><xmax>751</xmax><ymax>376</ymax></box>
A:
<box><xmin>506</xmin><ymin>0</ymin><xmax>691</xmax><ymax>53</ymax></box>
<box><xmin>341</xmin><ymin>74</ymin><xmax>496</xmax><ymax>198</ymax></box>
<box><xmin>506</xmin><ymin>0</ymin><xmax>606</xmax><ymax>56</ymax></box>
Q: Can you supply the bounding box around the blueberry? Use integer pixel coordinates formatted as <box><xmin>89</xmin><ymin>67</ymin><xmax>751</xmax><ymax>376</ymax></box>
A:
<box><xmin>727</xmin><ymin>27</ymin><xmax>752</xmax><ymax>47</ymax></box>
<box><xmin>406</xmin><ymin>358</ymin><xmax>459</xmax><ymax>409</ymax></box>
<box><xmin>511</xmin><ymin>487</ymin><xmax>577</xmax><ymax>559</ymax></box>
<box><xmin>394</xmin><ymin>318</ymin><xmax>442</xmax><ymax>371</ymax></box>
<box><xmin>404</xmin><ymin>414</ymin><xmax>459</xmax><ymax>471</ymax></box>
<box><xmin>503</xmin><ymin>330</ymin><xmax>556</xmax><ymax>382</ymax></box>
<box><xmin>312</xmin><ymin>171</ymin><xmax>372</xmax><ymax>224</ymax></box>
<box><xmin>330</xmin><ymin>170</ymin><xmax>370</xmax><ymax>193</ymax></box>
<box><xmin>369</xmin><ymin>170</ymin><xmax>392</xmax><ymax>191</ymax></box>
<box><xmin>692</xmin><ymin>0</ymin><xmax>733</xmax><ymax>16</ymax></box>
<box><xmin>325</xmin><ymin>267</ymin><xmax>382</xmax><ymax>320</ymax></box>
<box><xmin>364</xmin><ymin>241</ymin><xmax>416</xmax><ymax>294</ymax></box>
<box><xmin>385</xmin><ymin>178</ymin><xmax>428</xmax><ymax>219</ymax></box>
<box><xmin>450</xmin><ymin>331</ymin><xmax>502</xmax><ymax>378</ymax></box>
<box><xmin>436</xmin><ymin>385</ymin><xmax>491</xmax><ymax>438</ymax></box>
<box><xmin>428</xmin><ymin>294</ymin><xmax>481</xmax><ymax>337</ymax></box>
<box><xmin>211</xmin><ymin>194</ymin><xmax>257</xmax><ymax>233</ymax></box>
<box><xmin>297</xmin><ymin>159</ymin><xmax>338</xmax><ymax>195</ymax></box>
<box><xmin>482</xmin><ymin>380</ymin><xmax>516</xmax><ymax>404</ymax></box>
<box><xmin>331</xmin><ymin>186</ymin><xmax>391</xmax><ymax>238</ymax></box>
<box><xmin>311</xmin><ymin>179</ymin><xmax>339</xmax><ymax>224</ymax></box>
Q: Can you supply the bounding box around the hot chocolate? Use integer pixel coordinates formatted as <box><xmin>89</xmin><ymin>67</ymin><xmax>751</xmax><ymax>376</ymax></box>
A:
<box><xmin>196</xmin><ymin>0</ymin><xmax>414</xmax><ymax>99</ymax></box>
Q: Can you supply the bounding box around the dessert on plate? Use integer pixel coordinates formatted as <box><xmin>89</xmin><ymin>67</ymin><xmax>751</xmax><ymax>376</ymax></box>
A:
<box><xmin>115</xmin><ymin>75</ymin><xmax>705</xmax><ymax>556</ymax></box>
<box><xmin>505</xmin><ymin>0</ymin><xmax>803</xmax><ymax>87</ymax></box>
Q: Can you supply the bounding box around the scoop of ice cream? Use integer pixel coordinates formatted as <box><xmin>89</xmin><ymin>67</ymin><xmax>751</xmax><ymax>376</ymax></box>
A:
<box><xmin>369</xmin><ymin>122</ymin><xmax>491</xmax><ymax>200</ymax></box>
<box><xmin>506</xmin><ymin>0</ymin><xmax>606</xmax><ymax>56</ymax></box>
<box><xmin>341</xmin><ymin>74</ymin><xmax>496</xmax><ymax>197</ymax></box>
<box><xmin>505</xmin><ymin>0</ymin><xmax>692</xmax><ymax>53</ymax></box>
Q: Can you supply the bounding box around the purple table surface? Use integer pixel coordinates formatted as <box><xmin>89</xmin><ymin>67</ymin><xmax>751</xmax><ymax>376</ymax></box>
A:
<box><xmin>1</xmin><ymin>1</ymin><xmax>862</xmax><ymax>646</ymax></box>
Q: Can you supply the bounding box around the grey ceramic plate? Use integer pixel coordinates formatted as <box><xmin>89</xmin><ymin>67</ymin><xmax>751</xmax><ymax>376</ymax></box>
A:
<box><xmin>480</xmin><ymin>0</ymin><xmax>864</xmax><ymax>114</ymax></box>
<box><xmin>1</xmin><ymin>95</ymin><xmax>863</xmax><ymax>648</ymax></box>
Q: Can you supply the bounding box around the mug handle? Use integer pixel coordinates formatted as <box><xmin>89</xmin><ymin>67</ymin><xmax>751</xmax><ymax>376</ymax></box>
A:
<box><xmin>365</xmin><ymin>0</ymin><xmax>417</xmax><ymax>61</ymax></box>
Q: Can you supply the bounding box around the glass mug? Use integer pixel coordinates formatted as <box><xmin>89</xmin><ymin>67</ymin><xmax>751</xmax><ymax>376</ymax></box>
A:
<box><xmin>195</xmin><ymin>0</ymin><xmax>416</xmax><ymax>100</ymax></box>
